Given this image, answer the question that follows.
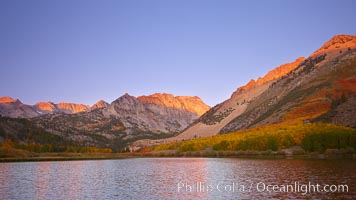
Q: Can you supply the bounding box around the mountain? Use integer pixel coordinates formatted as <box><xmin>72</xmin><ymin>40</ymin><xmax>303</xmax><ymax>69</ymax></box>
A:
<box><xmin>134</xmin><ymin>34</ymin><xmax>356</xmax><ymax>148</ymax></box>
<box><xmin>137</xmin><ymin>93</ymin><xmax>210</xmax><ymax>116</ymax></box>
<box><xmin>103</xmin><ymin>93</ymin><xmax>204</xmax><ymax>133</ymax></box>
<box><xmin>0</xmin><ymin>93</ymin><xmax>210</xmax><ymax>150</ymax></box>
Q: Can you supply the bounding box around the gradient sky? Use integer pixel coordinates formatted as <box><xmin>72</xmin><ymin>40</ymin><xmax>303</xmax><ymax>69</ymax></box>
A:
<box><xmin>0</xmin><ymin>0</ymin><xmax>355</xmax><ymax>106</ymax></box>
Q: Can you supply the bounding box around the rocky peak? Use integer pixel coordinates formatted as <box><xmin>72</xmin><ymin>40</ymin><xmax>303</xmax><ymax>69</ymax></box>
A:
<box><xmin>311</xmin><ymin>34</ymin><xmax>356</xmax><ymax>57</ymax></box>
<box><xmin>34</xmin><ymin>102</ymin><xmax>57</xmax><ymax>112</ymax></box>
<box><xmin>175</xmin><ymin>96</ymin><xmax>211</xmax><ymax>116</ymax></box>
<box><xmin>0</xmin><ymin>96</ymin><xmax>20</xmax><ymax>104</ymax></box>
<box><xmin>114</xmin><ymin>93</ymin><xmax>138</xmax><ymax>104</ymax></box>
<box><xmin>91</xmin><ymin>100</ymin><xmax>109</xmax><ymax>110</ymax></box>
<box><xmin>107</xmin><ymin>94</ymin><xmax>140</xmax><ymax>114</ymax></box>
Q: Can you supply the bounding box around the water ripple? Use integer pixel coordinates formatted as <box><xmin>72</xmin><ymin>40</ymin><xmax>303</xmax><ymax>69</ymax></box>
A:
<box><xmin>0</xmin><ymin>158</ymin><xmax>355</xmax><ymax>199</ymax></box>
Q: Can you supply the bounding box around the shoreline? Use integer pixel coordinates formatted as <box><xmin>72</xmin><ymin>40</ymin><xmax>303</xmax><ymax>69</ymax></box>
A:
<box><xmin>0</xmin><ymin>153</ymin><xmax>130</xmax><ymax>163</ymax></box>
<box><xmin>1</xmin><ymin>151</ymin><xmax>355</xmax><ymax>162</ymax></box>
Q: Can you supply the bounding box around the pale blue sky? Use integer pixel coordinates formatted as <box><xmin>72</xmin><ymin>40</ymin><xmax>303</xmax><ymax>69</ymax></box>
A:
<box><xmin>0</xmin><ymin>0</ymin><xmax>355</xmax><ymax>106</ymax></box>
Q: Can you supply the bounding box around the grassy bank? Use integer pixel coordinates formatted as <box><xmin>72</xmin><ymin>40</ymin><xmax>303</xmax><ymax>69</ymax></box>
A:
<box><xmin>153</xmin><ymin>123</ymin><xmax>356</xmax><ymax>155</ymax></box>
<box><xmin>140</xmin><ymin>149</ymin><xmax>356</xmax><ymax>159</ymax></box>
<box><xmin>0</xmin><ymin>152</ymin><xmax>133</xmax><ymax>162</ymax></box>
<box><xmin>1</xmin><ymin>149</ymin><xmax>355</xmax><ymax>162</ymax></box>
<box><xmin>1</xmin><ymin>123</ymin><xmax>355</xmax><ymax>162</ymax></box>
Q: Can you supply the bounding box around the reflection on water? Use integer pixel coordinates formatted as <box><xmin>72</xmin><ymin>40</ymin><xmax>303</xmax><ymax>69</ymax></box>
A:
<box><xmin>0</xmin><ymin>158</ymin><xmax>355</xmax><ymax>199</ymax></box>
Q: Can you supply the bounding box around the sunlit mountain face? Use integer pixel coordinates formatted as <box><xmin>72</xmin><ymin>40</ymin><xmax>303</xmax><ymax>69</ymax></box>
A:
<box><xmin>133</xmin><ymin>35</ymin><xmax>356</xmax><ymax>149</ymax></box>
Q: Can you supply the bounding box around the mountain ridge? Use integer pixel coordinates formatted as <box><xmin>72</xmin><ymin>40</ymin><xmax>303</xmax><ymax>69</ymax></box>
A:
<box><xmin>0</xmin><ymin>93</ymin><xmax>210</xmax><ymax>150</ymax></box>
<box><xmin>0</xmin><ymin>93</ymin><xmax>209</xmax><ymax>118</ymax></box>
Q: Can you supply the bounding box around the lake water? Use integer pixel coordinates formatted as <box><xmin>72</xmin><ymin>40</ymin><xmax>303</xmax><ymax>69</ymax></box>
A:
<box><xmin>0</xmin><ymin>158</ymin><xmax>355</xmax><ymax>199</ymax></box>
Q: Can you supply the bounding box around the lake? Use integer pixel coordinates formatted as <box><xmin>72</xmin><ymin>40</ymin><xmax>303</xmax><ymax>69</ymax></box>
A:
<box><xmin>0</xmin><ymin>158</ymin><xmax>355</xmax><ymax>199</ymax></box>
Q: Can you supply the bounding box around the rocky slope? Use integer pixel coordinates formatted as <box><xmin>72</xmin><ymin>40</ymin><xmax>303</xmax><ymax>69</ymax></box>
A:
<box><xmin>134</xmin><ymin>34</ymin><xmax>356</xmax><ymax>148</ymax></box>
<box><xmin>174</xmin><ymin>57</ymin><xmax>304</xmax><ymax>139</ymax></box>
